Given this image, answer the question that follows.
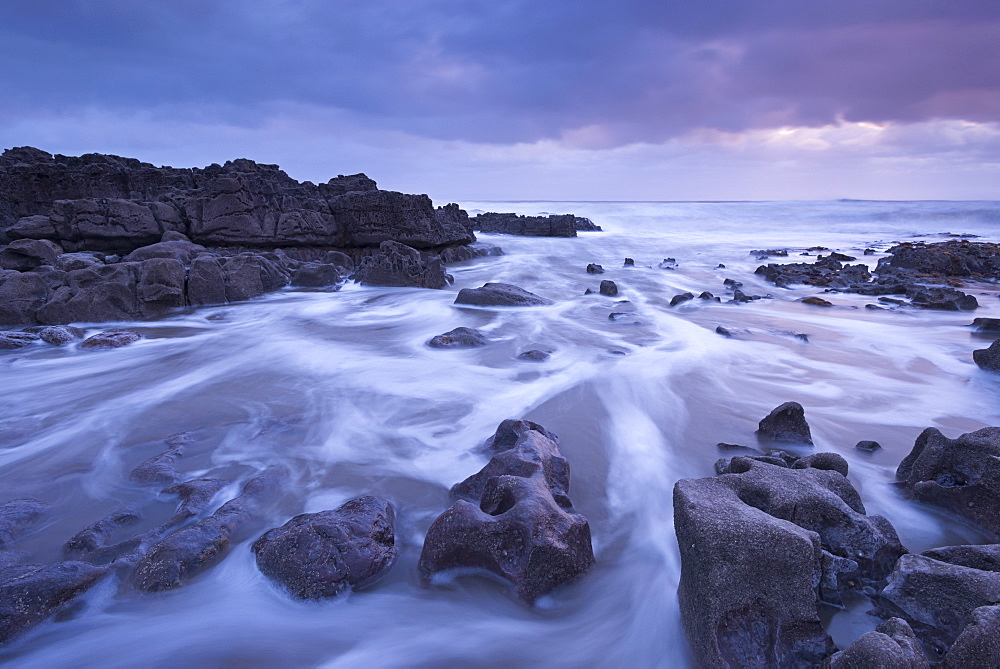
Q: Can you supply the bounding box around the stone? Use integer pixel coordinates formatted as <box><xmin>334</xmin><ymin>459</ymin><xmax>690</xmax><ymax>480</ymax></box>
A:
<box><xmin>0</xmin><ymin>560</ymin><xmax>107</xmax><ymax>644</ymax></box>
<box><xmin>971</xmin><ymin>318</ymin><xmax>1000</xmax><ymax>333</ymax></box>
<box><xmin>80</xmin><ymin>329</ymin><xmax>142</xmax><ymax>350</ymax></box>
<box><xmin>586</xmin><ymin>263</ymin><xmax>604</xmax><ymax>274</ymax></box>
<box><xmin>123</xmin><ymin>239</ymin><xmax>207</xmax><ymax>264</ymax></box>
<box><xmin>0</xmin><ymin>239</ymin><xmax>62</xmax><ymax>270</ymax></box>
<box><xmin>670</xmin><ymin>292</ymin><xmax>694</xmax><ymax>306</ymax></box>
<box><xmin>455</xmin><ymin>283</ymin><xmax>552</xmax><ymax>307</ymax></box>
<box><xmin>471</xmin><ymin>212</ymin><xmax>578</xmax><ymax>237</ymax></box>
<box><xmin>757</xmin><ymin>402</ymin><xmax>814</xmax><ymax>445</ymax></box>
<box><xmin>22</xmin><ymin>324</ymin><xmax>86</xmax><ymax>345</ymax></box>
<box><xmin>220</xmin><ymin>253</ymin><xmax>289</xmax><ymax>302</ymax></box>
<box><xmin>0</xmin><ymin>271</ymin><xmax>50</xmax><ymax>326</ymax></box>
<box><xmin>427</xmin><ymin>327</ymin><xmax>489</xmax><ymax>349</ymax></box>
<box><xmin>941</xmin><ymin>605</ymin><xmax>1000</xmax><ymax>667</ymax></box>
<box><xmin>827</xmin><ymin>618</ymin><xmax>928</xmax><ymax>668</ymax></box>
<box><xmin>623</xmin><ymin>258</ymin><xmax>634</xmax><ymax>267</ymax></box>
<box><xmin>855</xmin><ymin>440</ymin><xmax>882</xmax><ymax>452</ymax></box>
<box><xmin>574</xmin><ymin>217</ymin><xmax>602</xmax><ymax>231</ymax></box>
<box><xmin>907</xmin><ymin>286</ymin><xmax>978</xmax><ymax>311</ymax></box>
<box><xmin>290</xmin><ymin>262</ymin><xmax>340</xmax><ymax>288</ymax></box>
<box><xmin>187</xmin><ymin>255</ymin><xmax>228</xmax><ymax>306</ymax></box>
<box><xmin>252</xmin><ymin>496</ymin><xmax>397</xmax><ymax>599</ymax></box>
<box><xmin>802</xmin><ymin>296</ymin><xmax>833</xmax><ymax>307</ymax></box>
<box><xmin>53</xmin><ymin>252</ymin><xmax>101</xmax><ymax>272</ymax></box>
<box><xmin>129</xmin><ymin>435</ymin><xmax>187</xmax><ymax>485</ymax></box>
<box><xmin>0</xmin><ymin>498</ymin><xmax>48</xmax><ymax>548</ymax></box>
<box><xmin>419</xmin><ymin>419</ymin><xmax>595</xmax><ymax>603</ymax></box>
<box><xmin>896</xmin><ymin>427</ymin><xmax>1000</xmax><ymax>539</ymax></box>
<box><xmin>599</xmin><ymin>280</ymin><xmax>618</xmax><ymax>297</ymax></box>
<box><xmin>354</xmin><ymin>240</ymin><xmax>449</xmax><ymax>289</ymax></box>
<box><xmin>716</xmin><ymin>326</ymin><xmax>733</xmax><ymax>337</ymax></box>
<box><xmin>518</xmin><ymin>350</ymin><xmax>551</xmax><ymax>362</ymax></box>
<box><xmin>0</xmin><ymin>330</ymin><xmax>40</xmax><ymax>349</ymax></box>
<box><xmin>973</xmin><ymin>339</ymin><xmax>1000</xmax><ymax>372</ymax></box>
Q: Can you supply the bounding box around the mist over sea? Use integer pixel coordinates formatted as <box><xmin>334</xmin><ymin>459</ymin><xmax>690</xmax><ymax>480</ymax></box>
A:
<box><xmin>4</xmin><ymin>199</ymin><xmax>1000</xmax><ymax>667</ymax></box>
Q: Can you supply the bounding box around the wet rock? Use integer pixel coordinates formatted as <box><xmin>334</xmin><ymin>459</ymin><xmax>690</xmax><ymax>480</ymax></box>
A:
<box><xmin>608</xmin><ymin>312</ymin><xmax>628</xmax><ymax>321</ymax></box>
<box><xmin>290</xmin><ymin>262</ymin><xmax>340</xmax><ymax>288</ymax></box>
<box><xmin>419</xmin><ymin>419</ymin><xmax>595</xmax><ymax>603</ymax></box>
<box><xmin>0</xmin><ymin>271</ymin><xmax>49</xmax><ymax>325</ymax></box>
<box><xmin>80</xmin><ymin>329</ymin><xmax>142</xmax><ymax>350</ymax></box>
<box><xmin>470</xmin><ymin>212</ymin><xmax>579</xmax><ymax>237</ymax></box>
<box><xmin>518</xmin><ymin>350</ymin><xmax>551</xmax><ymax>362</ymax></box>
<box><xmin>219</xmin><ymin>253</ymin><xmax>290</xmax><ymax>302</ymax></box>
<box><xmin>879</xmin><ymin>240</ymin><xmax>1000</xmax><ymax>278</ymax></box>
<box><xmin>0</xmin><ymin>499</ymin><xmax>48</xmax><ymax>548</ymax></box>
<box><xmin>670</xmin><ymin>292</ymin><xmax>694</xmax><ymax>306</ymax></box>
<box><xmin>723</xmin><ymin>278</ymin><xmax>743</xmax><ymax>289</ymax></box>
<box><xmin>716</xmin><ymin>326</ymin><xmax>733</xmax><ymax>337</ymax></box>
<box><xmin>971</xmin><ymin>317</ymin><xmax>1000</xmax><ymax>333</ymax></box>
<box><xmin>972</xmin><ymin>340</ymin><xmax>1000</xmax><ymax>372</ymax></box>
<box><xmin>23</xmin><ymin>325</ymin><xmax>85</xmax><ymax>345</ymax></box>
<box><xmin>427</xmin><ymin>327</ymin><xmax>489</xmax><ymax>349</ymax></box>
<box><xmin>354</xmin><ymin>240</ymin><xmax>450</xmax><ymax>289</ymax></box>
<box><xmin>131</xmin><ymin>472</ymin><xmax>279</xmax><ymax>591</ymax></box>
<box><xmin>454</xmin><ymin>282</ymin><xmax>552</xmax><ymax>307</ymax></box>
<box><xmin>792</xmin><ymin>452</ymin><xmax>849</xmax><ymax>477</ymax></box>
<box><xmin>623</xmin><ymin>258</ymin><xmax>635</xmax><ymax>267</ymax></box>
<box><xmin>941</xmin><ymin>604</ymin><xmax>1000</xmax><ymax>667</ymax></box>
<box><xmin>0</xmin><ymin>560</ymin><xmax>107</xmax><ymax>644</ymax></box>
<box><xmin>825</xmin><ymin>252</ymin><xmax>857</xmax><ymax>262</ymax></box>
<box><xmin>0</xmin><ymin>330</ymin><xmax>40</xmax><ymax>349</ymax></box>
<box><xmin>586</xmin><ymin>263</ymin><xmax>604</xmax><ymax>274</ymax></box>
<box><xmin>129</xmin><ymin>435</ymin><xmax>188</xmax><ymax>485</ymax></box>
<box><xmin>675</xmin><ymin>456</ymin><xmax>905</xmax><ymax>666</ymax></box>
<box><xmin>573</xmin><ymin>216</ymin><xmax>602</xmax><ymax>231</ymax></box>
<box><xmin>252</xmin><ymin>496</ymin><xmax>397</xmax><ymax>599</ymax></box>
<box><xmin>907</xmin><ymin>286</ymin><xmax>978</xmax><ymax>311</ymax></box>
<box><xmin>63</xmin><ymin>505</ymin><xmax>142</xmax><ymax>563</ymax></box>
<box><xmin>827</xmin><ymin>618</ymin><xmax>927</xmax><ymax>668</ymax></box>
<box><xmin>0</xmin><ymin>239</ymin><xmax>63</xmax><ymax>270</ymax></box>
<box><xmin>896</xmin><ymin>427</ymin><xmax>1000</xmax><ymax>538</ymax></box>
<box><xmin>855</xmin><ymin>440</ymin><xmax>882</xmax><ymax>452</ymax></box>
<box><xmin>658</xmin><ymin>258</ymin><xmax>677</xmax><ymax>269</ymax></box>
<box><xmin>802</xmin><ymin>296</ymin><xmax>833</xmax><ymax>307</ymax></box>
<box><xmin>599</xmin><ymin>280</ymin><xmax>618</xmax><ymax>297</ymax></box>
<box><xmin>751</xmin><ymin>249</ymin><xmax>788</xmax><ymax>258</ymax></box>
<box><xmin>757</xmin><ymin>401</ymin><xmax>813</xmax><ymax>445</ymax></box>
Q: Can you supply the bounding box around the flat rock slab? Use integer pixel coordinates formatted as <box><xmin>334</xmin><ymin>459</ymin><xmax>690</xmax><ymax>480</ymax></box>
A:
<box><xmin>454</xmin><ymin>283</ymin><xmax>552</xmax><ymax>307</ymax></box>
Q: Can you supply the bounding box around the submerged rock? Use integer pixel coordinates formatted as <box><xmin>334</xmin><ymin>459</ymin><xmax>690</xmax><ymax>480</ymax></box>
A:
<box><xmin>518</xmin><ymin>350</ymin><xmax>551</xmax><ymax>362</ymax></box>
<box><xmin>419</xmin><ymin>419</ymin><xmax>595</xmax><ymax>603</ymax></box>
<box><xmin>427</xmin><ymin>327</ymin><xmax>489</xmax><ymax>349</ymax></box>
<box><xmin>0</xmin><ymin>498</ymin><xmax>48</xmax><ymax>548</ymax></box>
<box><xmin>0</xmin><ymin>560</ymin><xmax>107</xmax><ymax>644</ymax></box>
<box><xmin>757</xmin><ymin>401</ymin><xmax>814</xmax><ymax>445</ymax></box>
<box><xmin>586</xmin><ymin>263</ymin><xmax>604</xmax><ymax>274</ymax></box>
<box><xmin>253</xmin><ymin>496</ymin><xmax>397</xmax><ymax>599</ymax></box>
<box><xmin>599</xmin><ymin>280</ymin><xmax>618</xmax><ymax>297</ymax></box>
<box><xmin>0</xmin><ymin>330</ymin><xmax>40</xmax><ymax>349</ymax></box>
<box><xmin>454</xmin><ymin>283</ymin><xmax>552</xmax><ymax>307</ymax></box>
<box><xmin>80</xmin><ymin>329</ymin><xmax>142</xmax><ymax>350</ymax></box>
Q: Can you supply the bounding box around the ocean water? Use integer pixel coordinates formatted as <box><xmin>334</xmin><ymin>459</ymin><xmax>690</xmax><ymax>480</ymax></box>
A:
<box><xmin>3</xmin><ymin>200</ymin><xmax>1000</xmax><ymax>667</ymax></box>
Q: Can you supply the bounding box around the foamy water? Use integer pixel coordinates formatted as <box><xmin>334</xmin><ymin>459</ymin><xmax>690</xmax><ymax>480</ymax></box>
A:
<box><xmin>3</xmin><ymin>200</ymin><xmax>1000</xmax><ymax>667</ymax></box>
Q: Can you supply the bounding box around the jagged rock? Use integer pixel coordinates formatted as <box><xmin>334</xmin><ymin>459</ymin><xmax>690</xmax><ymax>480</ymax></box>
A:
<box><xmin>878</xmin><ymin>240</ymin><xmax>1000</xmax><ymax>278</ymax></box>
<box><xmin>518</xmin><ymin>350</ymin><xmax>551</xmax><ymax>362</ymax></box>
<box><xmin>427</xmin><ymin>327</ymin><xmax>489</xmax><ymax>349</ymax></box>
<box><xmin>827</xmin><ymin>618</ymin><xmax>928</xmax><ymax>668</ymax></box>
<box><xmin>716</xmin><ymin>326</ymin><xmax>733</xmax><ymax>337</ymax></box>
<box><xmin>252</xmin><ymin>496</ymin><xmax>397</xmax><ymax>599</ymax></box>
<box><xmin>129</xmin><ymin>435</ymin><xmax>188</xmax><ymax>485</ymax></box>
<box><xmin>0</xmin><ymin>560</ymin><xmax>107</xmax><ymax>644</ymax></box>
<box><xmin>23</xmin><ymin>324</ymin><xmax>85</xmax><ymax>345</ymax></box>
<box><xmin>80</xmin><ymin>329</ymin><xmax>142</xmax><ymax>350</ymax></box>
<box><xmin>0</xmin><ymin>330</ymin><xmax>40</xmax><ymax>349</ymax></box>
<box><xmin>599</xmin><ymin>280</ymin><xmax>618</xmax><ymax>297</ymax></box>
<box><xmin>419</xmin><ymin>419</ymin><xmax>595</xmax><ymax>603</ymax></box>
<box><xmin>802</xmin><ymin>296</ymin><xmax>833</xmax><ymax>307</ymax></box>
<box><xmin>623</xmin><ymin>258</ymin><xmax>634</xmax><ymax>267</ymax></box>
<box><xmin>675</xmin><ymin>456</ymin><xmax>906</xmax><ymax>666</ymax></box>
<box><xmin>757</xmin><ymin>402</ymin><xmax>814</xmax><ymax>445</ymax></box>
<box><xmin>471</xmin><ymin>212</ymin><xmax>579</xmax><ymax>237</ymax></box>
<box><xmin>0</xmin><ymin>239</ymin><xmax>62</xmax><ymax>270</ymax></box>
<box><xmin>131</xmin><ymin>472</ymin><xmax>279</xmax><ymax>591</ymax></box>
<box><xmin>0</xmin><ymin>499</ymin><xmax>48</xmax><ymax>548</ymax></box>
<box><xmin>354</xmin><ymin>240</ymin><xmax>449</xmax><ymax>289</ymax></box>
<box><xmin>574</xmin><ymin>217</ymin><xmax>601</xmax><ymax>231</ymax></box>
<box><xmin>454</xmin><ymin>282</ymin><xmax>552</xmax><ymax>307</ymax></box>
<box><xmin>219</xmin><ymin>253</ymin><xmax>290</xmax><ymax>302</ymax></box>
<box><xmin>586</xmin><ymin>263</ymin><xmax>604</xmax><ymax>274</ymax></box>
<box><xmin>896</xmin><ymin>427</ymin><xmax>1000</xmax><ymax>538</ymax></box>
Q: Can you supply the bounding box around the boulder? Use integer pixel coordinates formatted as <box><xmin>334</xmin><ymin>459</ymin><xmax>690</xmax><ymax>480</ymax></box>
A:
<box><xmin>518</xmin><ymin>350</ymin><xmax>551</xmax><ymax>362</ymax></box>
<box><xmin>186</xmin><ymin>255</ymin><xmax>228</xmax><ymax>306</ymax></box>
<box><xmin>670</xmin><ymin>292</ymin><xmax>694</xmax><ymax>306</ymax></box>
<box><xmin>252</xmin><ymin>496</ymin><xmax>397</xmax><ymax>599</ymax></box>
<box><xmin>973</xmin><ymin>340</ymin><xmax>1000</xmax><ymax>372</ymax></box>
<box><xmin>941</xmin><ymin>605</ymin><xmax>1000</xmax><ymax>667</ymax></box>
<box><xmin>220</xmin><ymin>253</ymin><xmax>289</xmax><ymax>302</ymax></box>
<box><xmin>80</xmin><ymin>329</ymin><xmax>142</xmax><ymax>350</ymax></box>
<box><xmin>454</xmin><ymin>282</ymin><xmax>552</xmax><ymax>307</ymax></box>
<box><xmin>0</xmin><ymin>560</ymin><xmax>107</xmax><ymax>644</ymax></box>
<box><xmin>855</xmin><ymin>440</ymin><xmax>882</xmax><ymax>453</ymax></box>
<box><xmin>757</xmin><ymin>402</ymin><xmax>814</xmax><ymax>445</ymax></box>
<box><xmin>971</xmin><ymin>318</ymin><xmax>1000</xmax><ymax>333</ymax></box>
<box><xmin>290</xmin><ymin>262</ymin><xmax>340</xmax><ymax>288</ymax></box>
<box><xmin>827</xmin><ymin>618</ymin><xmax>928</xmax><ymax>668</ymax></box>
<box><xmin>802</xmin><ymin>296</ymin><xmax>833</xmax><ymax>307</ymax></box>
<box><xmin>0</xmin><ymin>239</ymin><xmax>62</xmax><ymax>270</ymax></box>
<box><xmin>599</xmin><ymin>280</ymin><xmax>618</xmax><ymax>297</ymax></box>
<box><xmin>53</xmin><ymin>252</ymin><xmax>101</xmax><ymax>272</ymax></box>
<box><xmin>23</xmin><ymin>324</ymin><xmax>85</xmax><ymax>345</ymax></box>
<box><xmin>419</xmin><ymin>419</ymin><xmax>595</xmax><ymax>602</ymax></box>
<box><xmin>0</xmin><ymin>330</ymin><xmax>40</xmax><ymax>349</ymax></box>
<box><xmin>586</xmin><ymin>263</ymin><xmax>604</xmax><ymax>274</ymax></box>
<box><xmin>907</xmin><ymin>286</ymin><xmax>978</xmax><ymax>311</ymax></box>
<box><xmin>427</xmin><ymin>327</ymin><xmax>489</xmax><ymax>349</ymax></box>
<box><xmin>354</xmin><ymin>240</ymin><xmax>450</xmax><ymax>289</ymax></box>
<box><xmin>896</xmin><ymin>427</ymin><xmax>1000</xmax><ymax>539</ymax></box>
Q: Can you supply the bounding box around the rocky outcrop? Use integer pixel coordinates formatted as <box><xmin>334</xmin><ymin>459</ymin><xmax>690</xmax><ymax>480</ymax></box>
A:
<box><xmin>674</xmin><ymin>455</ymin><xmax>906</xmax><ymax>667</ymax></box>
<box><xmin>471</xmin><ymin>212</ymin><xmax>581</xmax><ymax>237</ymax></box>
<box><xmin>419</xmin><ymin>419</ymin><xmax>595</xmax><ymax>603</ymax></box>
<box><xmin>354</xmin><ymin>240</ymin><xmax>451</xmax><ymax>289</ymax></box>
<box><xmin>896</xmin><ymin>427</ymin><xmax>1000</xmax><ymax>539</ymax></box>
<box><xmin>252</xmin><ymin>496</ymin><xmax>397</xmax><ymax>599</ymax></box>
<box><xmin>455</xmin><ymin>283</ymin><xmax>552</xmax><ymax>307</ymax></box>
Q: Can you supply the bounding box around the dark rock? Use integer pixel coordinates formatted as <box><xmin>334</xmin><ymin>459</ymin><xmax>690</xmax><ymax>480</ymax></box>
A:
<box><xmin>941</xmin><ymin>605</ymin><xmax>1000</xmax><ymax>667</ymax></box>
<box><xmin>751</xmin><ymin>248</ymin><xmax>788</xmax><ymax>258</ymax></box>
<box><xmin>419</xmin><ymin>419</ymin><xmax>595</xmax><ymax>603</ymax></box>
<box><xmin>864</xmin><ymin>248</ymin><xmax>877</xmax><ymax>255</ymax></box>
<box><xmin>354</xmin><ymin>240</ymin><xmax>449</xmax><ymax>289</ymax></box>
<box><xmin>658</xmin><ymin>258</ymin><xmax>677</xmax><ymax>269</ymax></box>
<box><xmin>896</xmin><ymin>427</ymin><xmax>1000</xmax><ymax>539</ymax></box>
<box><xmin>675</xmin><ymin>456</ymin><xmax>905</xmax><ymax>666</ymax></box>
<box><xmin>290</xmin><ymin>262</ymin><xmax>340</xmax><ymax>288</ymax></box>
<box><xmin>723</xmin><ymin>278</ymin><xmax>742</xmax><ymax>289</ymax></box>
<box><xmin>187</xmin><ymin>255</ymin><xmax>227</xmax><ymax>306</ymax></box>
<box><xmin>865</xmin><ymin>304</ymin><xmax>885</xmax><ymax>310</ymax></box>
<box><xmin>826</xmin><ymin>252</ymin><xmax>857</xmax><ymax>262</ymax></box>
<box><xmin>586</xmin><ymin>263</ymin><xmax>604</xmax><ymax>274</ymax></box>
<box><xmin>470</xmin><ymin>212</ymin><xmax>577</xmax><ymax>237</ymax></box>
<box><xmin>792</xmin><ymin>452</ymin><xmax>849</xmax><ymax>477</ymax></box>
<box><xmin>827</xmin><ymin>618</ymin><xmax>928</xmax><ymax>668</ymax></box>
<box><xmin>63</xmin><ymin>505</ymin><xmax>142</xmax><ymax>563</ymax></box>
<box><xmin>608</xmin><ymin>312</ymin><xmax>627</xmax><ymax>321</ymax></box>
<box><xmin>573</xmin><ymin>216</ymin><xmax>602</xmax><ymax>231</ymax></box>
<box><xmin>23</xmin><ymin>324</ymin><xmax>85</xmax><ymax>345</ymax></box>
<box><xmin>455</xmin><ymin>282</ymin><xmax>552</xmax><ymax>307</ymax></box>
<box><xmin>802</xmin><ymin>296</ymin><xmax>834</xmax><ymax>307</ymax></box>
<box><xmin>973</xmin><ymin>340</ymin><xmax>1000</xmax><ymax>371</ymax></box>
<box><xmin>518</xmin><ymin>350</ymin><xmax>551</xmax><ymax>362</ymax></box>
<box><xmin>757</xmin><ymin>401</ymin><xmax>813</xmax><ymax>445</ymax></box>
<box><xmin>427</xmin><ymin>327</ymin><xmax>489</xmax><ymax>349</ymax></box>
<box><xmin>716</xmin><ymin>326</ymin><xmax>733</xmax><ymax>337</ymax></box>
<box><xmin>80</xmin><ymin>329</ymin><xmax>142</xmax><ymax>350</ymax></box>
<box><xmin>856</xmin><ymin>440</ymin><xmax>882</xmax><ymax>452</ymax></box>
<box><xmin>878</xmin><ymin>240</ymin><xmax>1000</xmax><ymax>278</ymax></box>
<box><xmin>0</xmin><ymin>499</ymin><xmax>48</xmax><ymax>548</ymax></box>
<box><xmin>670</xmin><ymin>292</ymin><xmax>694</xmax><ymax>306</ymax></box>
<box><xmin>252</xmin><ymin>496</ymin><xmax>397</xmax><ymax>599</ymax></box>
<box><xmin>0</xmin><ymin>330</ymin><xmax>40</xmax><ymax>349</ymax></box>
<box><xmin>53</xmin><ymin>252</ymin><xmax>101</xmax><ymax>272</ymax></box>
<box><xmin>0</xmin><ymin>560</ymin><xmax>107</xmax><ymax>644</ymax></box>
<box><xmin>971</xmin><ymin>317</ymin><xmax>1000</xmax><ymax>333</ymax></box>
<box><xmin>716</xmin><ymin>263</ymin><xmax>726</xmax><ymax>268</ymax></box>
<box><xmin>131</xmin><ymin>472</ymin><xmax>279</xmax><ymax>591</ymax></box>
<box><xmin>599</xmin><ymin>280</ymin><xmax>618</xmax><ymax>297</ymax></box>
<box><xmin>907</xmin><ymin>286</ymin><xmax>978</xmax><ymax>311</ymax></box>
<box><xmin>0</xmin><ymin>239</ymin><xmax>62</xmax><ymax>270</ymax></box>
<box><xmin>0</xmin><ymin>271</ymin><xmax>49</xmax><ymax>325</ymax></box>
<box><xmin>794</xmin><ymin>333</ymin><xmax>809</xmax><ymax>342</ymax></box>
<box><xmin>438</xmin><ymin>242</ymin><xmax>502</xmax><ymax>264</ymax></box>
<box><xmin>623</xmin><ymin>258</ymin><xmax>634</xmax><ymax>267</ymax></box>
<box><xmin>123</xmin><ymin>240</ymin><xmax>207</xmax><ymax>264</ymax></box>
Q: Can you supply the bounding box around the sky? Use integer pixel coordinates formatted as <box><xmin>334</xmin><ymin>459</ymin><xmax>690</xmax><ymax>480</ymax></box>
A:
<box><xmin>1</xmin><ymin>0</ymin><xmax>999</xmax><ymax>202</ymax></box>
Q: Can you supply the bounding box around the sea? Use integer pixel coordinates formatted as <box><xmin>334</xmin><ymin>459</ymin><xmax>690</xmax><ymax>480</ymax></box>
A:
<box><xmin>3</xmin><ymin>200</ymin><xmax>1000</xmax><ymax>667</ymax></box>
